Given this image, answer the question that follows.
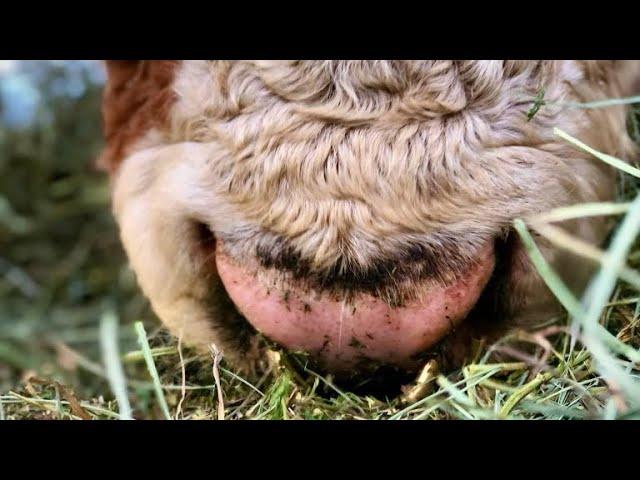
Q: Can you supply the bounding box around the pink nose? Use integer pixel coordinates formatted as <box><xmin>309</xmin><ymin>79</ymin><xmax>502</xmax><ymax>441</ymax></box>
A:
<box><xmin>215</xmin><ymin>243</ymin><xmax>495</xmax><ymax>373</ymax></box>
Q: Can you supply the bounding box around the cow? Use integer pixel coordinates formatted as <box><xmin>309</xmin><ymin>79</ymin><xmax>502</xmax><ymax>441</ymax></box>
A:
<box><xmin>99</xmin><ymin>60</ymin><xmax>640</xmax><ymax>385</ymax></box>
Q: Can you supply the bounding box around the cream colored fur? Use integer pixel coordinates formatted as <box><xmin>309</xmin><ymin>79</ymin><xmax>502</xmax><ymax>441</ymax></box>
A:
<box><xmin>111</xmin><ymin>60</ymin><xmax>640</xmax><ymax>369</ymax></box>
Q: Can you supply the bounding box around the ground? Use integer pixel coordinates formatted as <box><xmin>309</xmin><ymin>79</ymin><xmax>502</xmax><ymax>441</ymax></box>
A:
<box><xmin>1</xmin><ymin>62</ymin><xmax>639</xmax><ymax>420</ymax></box>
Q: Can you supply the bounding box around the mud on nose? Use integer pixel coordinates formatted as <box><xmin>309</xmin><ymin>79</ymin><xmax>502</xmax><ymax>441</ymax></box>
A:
<box><xmin>215</xmin><ymin>243</ymin><xmax>495</xmax><ymax>375</ymax></box>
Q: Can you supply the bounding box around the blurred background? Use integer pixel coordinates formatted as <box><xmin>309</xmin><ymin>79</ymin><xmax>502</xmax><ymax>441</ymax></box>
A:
<box><xmin>0</xmin><ymin>61</ymin><xmax>160</xmax><ymax>414</ymax></box>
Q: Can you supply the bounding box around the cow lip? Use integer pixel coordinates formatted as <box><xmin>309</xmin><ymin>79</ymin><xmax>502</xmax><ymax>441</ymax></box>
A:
<box><xmin>214</xmin><ymin>239</ymin><xmax>497</xmax><ymax>374</ymax></box>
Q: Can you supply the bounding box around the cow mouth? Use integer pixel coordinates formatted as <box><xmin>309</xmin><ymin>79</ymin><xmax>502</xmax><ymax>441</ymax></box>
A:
<box><xmin>214</xmin><ymin>240</ymin><xmax>496</xmax><ymax>377</ymax></box>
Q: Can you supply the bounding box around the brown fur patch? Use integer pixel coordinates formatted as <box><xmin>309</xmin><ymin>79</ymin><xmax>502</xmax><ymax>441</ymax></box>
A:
<box><xmin>98</xmin><ymin>60</ymin><xmax>180</xmax><ymax>173</ymax></box>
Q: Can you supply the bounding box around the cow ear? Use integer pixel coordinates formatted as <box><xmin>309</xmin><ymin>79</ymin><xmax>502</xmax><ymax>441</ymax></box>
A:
<box><xmin>97</xmin><ymin>60</ymin><xmax>178</xmax><ymax>174</ymax></box>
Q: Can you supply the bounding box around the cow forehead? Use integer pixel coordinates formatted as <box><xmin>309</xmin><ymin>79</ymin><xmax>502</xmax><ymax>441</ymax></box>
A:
<box><xmin>100</xmin><ymin>60</ymin><xmax>584</xmax><ymax>171</ymax></box>
<box><xmin>165</xmin><ymin>60</ymin><xmax>591</xmax><ymax>210</ymax></box>
<box><xmin>101</xmin><ymin>61</ymin><xmax>616</xmax><ymax>222</ymax></box>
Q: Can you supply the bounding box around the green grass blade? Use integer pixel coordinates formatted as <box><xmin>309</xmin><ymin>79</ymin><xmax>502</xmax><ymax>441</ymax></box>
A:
<box><xmin>578</xmin><ymin>193</ymin><xmax>640</xmax><ymax>404</ymax></box>
<box><xmin>121</xmin><ymin>346</ymin><xmax>178</xmax><ymax>363</ymax></box>
<box><xmin>515</xmin><ymin>218</ymin><xmax>640</xmax><ymax>365</ymax></box>
<box><xmin>581</xmin><ymin>193</ymin><xmax>640</xmax><ymax>323</ymax></box>
<box><xmin>529</xmin><ymin>202</ymin><xmax>630</xmax><ymax>224</ymax></box>
<box><xmin>99</xmin><ymin>310</ymin><xmax>133</xmax><ymax>420</ymax></box>
<box><xmin>530</xmin><ymin>222</ymin><xmax>640</xmax><ymax>290</ymax></box>
<box><xmin>513</xmin><ymin>219</ymin><xmax>584</xmax><ymax>317</ymax></box>
<box><xmin>554</xmin><ymin>128</ymin><xmax>640</xmax><ymax>179</ymax></box>
<box><xmin>134</xmin><ymin>322</ymin><xmax>172</xmax><ymax>420</ymax></box>
<box><xmin>552</xmin><ymin>95</ymin><xmax>640</xmax><ymax>109</ymax></box>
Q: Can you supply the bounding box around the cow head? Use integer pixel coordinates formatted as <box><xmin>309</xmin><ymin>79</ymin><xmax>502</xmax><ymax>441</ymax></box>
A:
<box><xmin>100</xmin><ymin>60</ymin><xmax>639</xmax><ymax>378</ymax></box>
